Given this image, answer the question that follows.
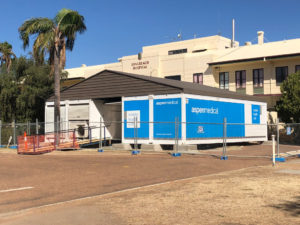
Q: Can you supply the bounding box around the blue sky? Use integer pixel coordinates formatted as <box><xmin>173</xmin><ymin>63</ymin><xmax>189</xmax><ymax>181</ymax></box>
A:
<box><xmin>1</xmin><ymin>0</ymin><xmax>300</xmax><ymax>68</ymax></box>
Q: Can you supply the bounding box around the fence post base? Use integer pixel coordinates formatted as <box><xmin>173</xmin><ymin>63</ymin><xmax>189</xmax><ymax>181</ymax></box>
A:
<box><xmin>275</xmin><ymin>157</ymin><xmax>286</xmax><ymax>162</ymax></box>
<box><xmin>221</xmin><ymin>156</ymin><xmax>228</xmax><ymax>160</ymax></box>
<box><xmin>171</xmin><ymin>152</ymin><xmax>181</xmax><ymax>157</ymax></box>
<box><xmin>132</xmin><ymin>150</ymin><xmax>140</xmax><ymax>155</ymax></box>
<box><xmin>98</xmin><ymin>148</ymin><xmax>104</xmax><ymax>152</ymax></box>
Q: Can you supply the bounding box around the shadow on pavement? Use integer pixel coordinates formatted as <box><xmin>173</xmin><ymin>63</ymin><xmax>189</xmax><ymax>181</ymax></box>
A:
<box><xmin>270</xmin><ymin>196</ymin><xmax>300</xmax><ymax>217</ymax></box>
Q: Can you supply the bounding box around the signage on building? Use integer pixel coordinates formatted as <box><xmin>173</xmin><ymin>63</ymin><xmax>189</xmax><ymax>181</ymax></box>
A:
<box><xmin>126</xmin><ymin>110</ymin><xmax>140</xmax><ymax>128</ymax></box>
<box><xmin>252</xmin><ymin>105</ymin><xmax>260</xmax><ymax>124</ymax></box>
<box><xmin>186</xmin><ymin>98</ymin><xmax>245</xmax><ymax>138</ymax></box>
<box><xmin>131</xmin><ymin>61</ymin><xmax>149</xmax><ymax>70</ymax></box>
<box><xmin>124</xmin><ymin>100</ymin><xmax>149</xmax><ymax>138</ymax></box>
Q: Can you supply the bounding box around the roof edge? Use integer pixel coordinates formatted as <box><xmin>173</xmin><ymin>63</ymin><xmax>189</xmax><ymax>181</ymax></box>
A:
<box><xmin>47</xmin><ymin>69</ymin><xmax>185</xmax><ymax>101</ymax></box>
<box><xmin>209</xmin><ymin>53</ymin><xmax>300</xmax><ymax>66</ymax></box>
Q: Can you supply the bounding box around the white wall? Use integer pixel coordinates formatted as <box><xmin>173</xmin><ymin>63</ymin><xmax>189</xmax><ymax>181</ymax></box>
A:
<box><xmin>244</xmin><ymin>102</ymin><xmax>267</xmax><ymax>138</ymax></box>
<box><xmin>45</xmin><ymin>100</ymin><xmax>111</xmax><ymax>140</ymax></box>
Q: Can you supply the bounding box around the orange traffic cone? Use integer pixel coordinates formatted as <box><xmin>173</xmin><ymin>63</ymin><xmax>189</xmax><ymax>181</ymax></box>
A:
<box><xmin>24</xmin><ymin>132</ymin><xmax>28</xmax><ymax>151</ymax></box>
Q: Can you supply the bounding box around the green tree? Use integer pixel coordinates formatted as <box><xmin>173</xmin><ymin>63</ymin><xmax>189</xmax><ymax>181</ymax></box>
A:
<box><xmin>0</xmin><ymin>42</ymin><xmax>16</xmax><ymax>73</ymax></box>
<box><xmin>0</xmin><ymin>73</ymin><xmax>19</xmax><ymax>121</ymax></box>
<box><xmin>275</xmin><ymin>72</ymin><xmax>300</xmax><ymax>123</ymax></box>
<box><xmin>15</xmin><ymin>59</ymin><xmax>53</xmax><ymax>121</ymax></box>
<box><xmin>18</xmin><ymin>8</ymin><xmax>86</xmax><ymax>133</ymax></box>
<box><xmin>0</xmin><ymin>56</ymin><xmax>53</xmax><ymax>122</ymax></box>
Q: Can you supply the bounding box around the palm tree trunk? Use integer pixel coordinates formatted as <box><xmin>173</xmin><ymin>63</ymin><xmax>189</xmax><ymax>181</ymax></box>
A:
<box><xmin>60</xmin><ymin>42</ymin><xmax>66</xmax><ymax>70</ymax></box>
<box><xmin>7</xmin><ymin>58</ymin><xmax>11</xmax><ymax>73</ymax></box>
<box><xmin>54</xmin><ymin>41</ymin><xmax>61</xmax><ymax>145</ymax></box>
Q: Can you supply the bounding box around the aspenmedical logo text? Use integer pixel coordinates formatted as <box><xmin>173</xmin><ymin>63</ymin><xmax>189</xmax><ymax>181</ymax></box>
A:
<box><xmin>191</xmin><ymin>107</ymin><xmax>219</xmax><ymax>114</ymax></box>
<box><xmin>156</xmin><ymin>100</ymin><xmax>178</xmax><ymax>106</ymax></box>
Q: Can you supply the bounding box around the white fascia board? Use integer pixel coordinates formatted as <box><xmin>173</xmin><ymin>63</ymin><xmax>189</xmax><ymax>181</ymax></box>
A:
<box><xmin>184</xmin><ymin>93</ymin><xmax>267</xmax><ymax>106</ymax></box>
<box><xmin>152</xmin><ymin>94</ymin><xmax>182</xmax><ymax>99</ymax></box>
<box><xmin>46</xmin><ymin>99</ymin><xmax>91</xmax><ymax>106</ymax></box>
<box><xmin>123</xmin><ymin>96</ymin><xmax>150</xmax><ymax>101</ymax></box>
<box><xmin>121</xmin><ymin>97</ymin><xmax>125</xmax><ymax>142</ymax></box>
<box><xmin>123</xmin><ymin>94</ymin><xmax>182</xmax><ymax>101</ymax></box>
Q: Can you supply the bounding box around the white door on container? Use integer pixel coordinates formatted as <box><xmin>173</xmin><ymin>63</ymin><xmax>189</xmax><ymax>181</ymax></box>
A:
<box><xmin>45</xmin><ymin>105</ymin><xmax>66</xmax><ymax>133</ymax></box>
<box><xmin>68</xmin><ymin>104</ymin><xmax>89</xmax><ymax>121</ymax></box>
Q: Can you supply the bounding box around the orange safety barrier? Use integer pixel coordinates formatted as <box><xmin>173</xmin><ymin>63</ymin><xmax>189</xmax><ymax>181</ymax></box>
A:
<box><xmin>17</xmin><ymin>131</ymin><xmax>79</xmax><ymax>154</ymax></box>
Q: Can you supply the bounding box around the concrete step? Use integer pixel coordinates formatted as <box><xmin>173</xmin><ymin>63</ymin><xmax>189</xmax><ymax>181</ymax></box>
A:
<box><xmin>111</xmin><ymin>143</ymin><xmax>132</xmax><ymax>150</ymax></box>
<box><xmin>141</xmin><ymin>144</ymin><xmax>163</xmax><ymax>151</ymax></box>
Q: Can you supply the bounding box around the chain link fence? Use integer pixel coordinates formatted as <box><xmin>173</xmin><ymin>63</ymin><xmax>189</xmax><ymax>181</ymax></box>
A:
<box><xmin>1</xmin><ymin>120</ymin><xmax>300</xmax><ymax>160</ymax></box>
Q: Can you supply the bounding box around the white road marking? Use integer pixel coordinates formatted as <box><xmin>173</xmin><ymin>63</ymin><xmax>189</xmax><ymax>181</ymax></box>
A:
<box><xmin>0</xmin><ymin>187</ymin><xmax>34</xmax><ymax>193</ymax></box>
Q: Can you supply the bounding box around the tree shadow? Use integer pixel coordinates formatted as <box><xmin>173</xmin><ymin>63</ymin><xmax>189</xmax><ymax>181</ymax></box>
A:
<box><xmin>270</xmin><ymin>196</ymin><xmax>300</xmax><ymax>217</ymax></box>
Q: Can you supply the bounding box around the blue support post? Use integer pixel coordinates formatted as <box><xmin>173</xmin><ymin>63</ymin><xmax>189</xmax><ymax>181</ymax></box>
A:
<box><xmin>275</xmin><ymin>157</ymin><xmax>286</xmax><ymax>162</ymax></box>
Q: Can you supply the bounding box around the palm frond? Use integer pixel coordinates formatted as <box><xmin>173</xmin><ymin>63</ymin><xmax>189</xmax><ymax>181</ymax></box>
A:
<box><xmin>33</xmin><ymin>32</ymin><xmax>54</xmax><ymax>64</ymax></box>
<box><xmin>55</xmin><ymin>9</ymin><xmax>86</xmax><ymax>50</ymax></box>
<box><xmin>18</xmin><ymin>18</ymin><xmax>54</xmax><ymax>49</ymax></box>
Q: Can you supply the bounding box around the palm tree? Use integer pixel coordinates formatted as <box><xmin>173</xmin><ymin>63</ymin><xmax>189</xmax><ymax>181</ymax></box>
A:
<box><xmin>0</xmin><ymin>42</ymin><xmax>16</xmax><ymax>73</ymax></box>
<box><xmin>19</xmin><ymin>8</ymin><xmax>86</xmax><ymax>136</ymax></box>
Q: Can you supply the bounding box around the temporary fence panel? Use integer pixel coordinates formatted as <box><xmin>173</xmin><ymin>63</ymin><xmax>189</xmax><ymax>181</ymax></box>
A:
<box><xmin>268</xmin><ymin>123</ymin><xmax>300</xmax><ymax>145</ymax></box>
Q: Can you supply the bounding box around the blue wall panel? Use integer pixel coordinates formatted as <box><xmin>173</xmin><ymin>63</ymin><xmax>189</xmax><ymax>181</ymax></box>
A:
<box><xmin>124</xmin><ymin>100</ymin><xmax>149</xmax><ymax>138</ymax></box>
<box><xmin>186</xmin><ymin>98</ymin><xmax>245</xmax><ymax>138</ymax></box>
<box><xmin>154</xmin><ymin>98</ymin><xmax>181</xmax><ymax>139</ymax></box>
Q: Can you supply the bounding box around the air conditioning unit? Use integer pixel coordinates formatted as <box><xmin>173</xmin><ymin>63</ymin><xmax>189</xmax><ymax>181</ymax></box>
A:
<box><xmin>69</xmin><ymin>121</ymin><xmax>89</xmax><ymax>139</ymax></box>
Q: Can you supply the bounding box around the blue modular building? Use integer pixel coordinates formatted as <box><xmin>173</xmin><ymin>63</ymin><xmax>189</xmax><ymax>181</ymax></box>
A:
<box><xmin>123</xmin><ymin>93</ymin><xmax>267</xmax><ymax>145</ymax></box>
<box><xmin>46</xmin><ymin>70</ymin><xmax>267</xmax><ymax>145</ymax></box>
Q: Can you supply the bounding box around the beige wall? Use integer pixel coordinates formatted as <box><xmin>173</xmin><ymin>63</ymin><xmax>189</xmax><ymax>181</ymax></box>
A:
<box><xmin>212</xmin><ymin>57</ymin><xmax>300</xmax><ymax>95</ymax></box>
<box><xmin>142</xmin><ymin>35</ymin><xmax>234</xmax><ymax>55</ymax></box>
<box><xmin>65</xmin><ymin>35</ymin><xmax>233</xmax><ymax>82</ymax></box>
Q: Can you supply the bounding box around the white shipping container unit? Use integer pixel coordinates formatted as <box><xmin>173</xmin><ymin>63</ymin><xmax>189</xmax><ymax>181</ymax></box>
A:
<box><xmin>122</xmin><ymin>93</ymin><xmax>267</xmax><ymax>145</ymax></box>
<box><xmin>45</xmin><ymin>99</ymin><xmax>121</xmax><ymax>140</ymax></box>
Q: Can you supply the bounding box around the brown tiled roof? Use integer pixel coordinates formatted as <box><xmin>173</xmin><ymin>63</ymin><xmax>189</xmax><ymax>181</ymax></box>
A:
<box><xmin>48</xmin><ymin>70</ymin><xmax>265</xmax><ymax>102</ymax></box>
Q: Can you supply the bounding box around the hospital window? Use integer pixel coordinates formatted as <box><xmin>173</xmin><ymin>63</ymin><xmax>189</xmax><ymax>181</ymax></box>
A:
<box><xmin>253</xmin><ymin>68</ymin><xmax>264</xmax><ymax>94</ymax></box>
<box><xmin>219</xmin><ymin>72</ymin><xmax>229</xmax><ymax>90</ymax></box>
<box><xmin>235</xmin><ymin>70</ymin><xmax>246</xmax><ymax>89</ymax></box>
<box><xmin>295</xmin><ymin>65</ymin><xmax>300</xmax><ymax>72</ymax></box>
<box><xmin>253</xmin><ymin>69</ymin><xmax>264</xmax><ymax>87</ymax></box>
<box><xmin>275</xmin><ymin>66</ymin><xmax>288</xmax><ymax>85</ymax></box>
<box><xmin>168</xmin><ymin>48</ymin><xmax>187</xmax><ymax>55</ymax></box>
<box><xmin>193</xmin><ymin>73</ymin><xmax>203</xmax><ymax>84</ymax></box>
